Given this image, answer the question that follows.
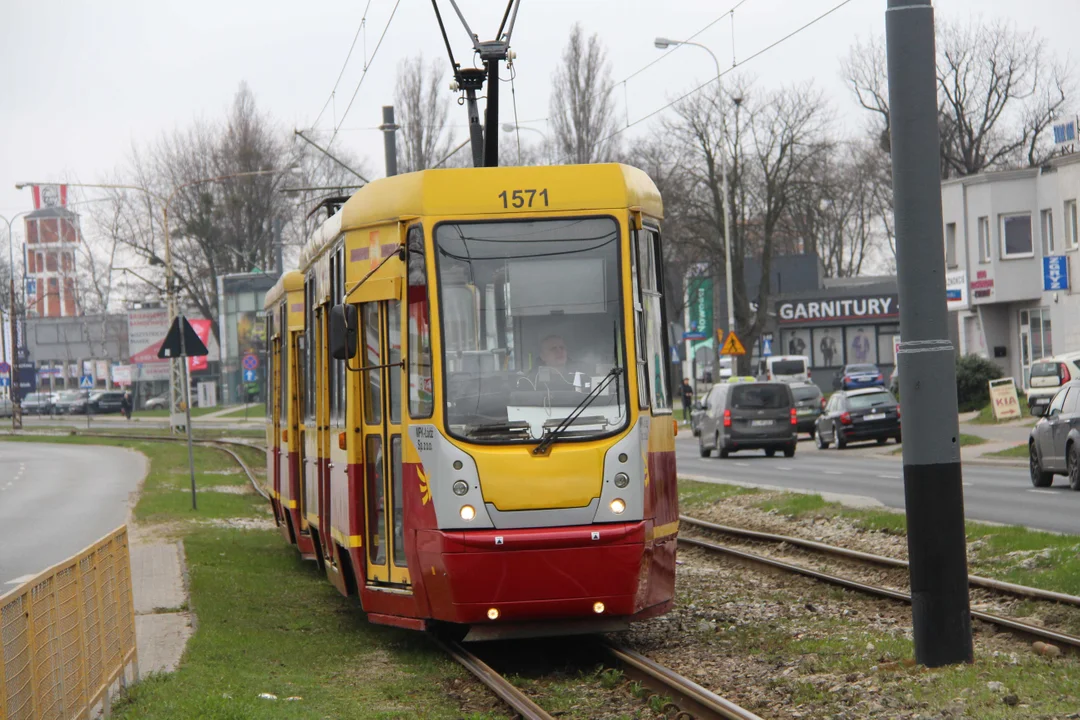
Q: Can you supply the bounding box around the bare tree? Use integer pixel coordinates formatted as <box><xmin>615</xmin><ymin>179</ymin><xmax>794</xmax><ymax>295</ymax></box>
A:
<box><xmin>395</xmin><ymin>55</ymin><xmax>456</xmax><ymax>172</ymax></box>
<box><xmin>843</xmin><ymin>17</ymin><xmax>1072</xmax><ymax>177</ymax></box>
<box><xmin>549</xmin><ymin>23</ymin><xmax>620</xmax><ymax>164</ymax></box>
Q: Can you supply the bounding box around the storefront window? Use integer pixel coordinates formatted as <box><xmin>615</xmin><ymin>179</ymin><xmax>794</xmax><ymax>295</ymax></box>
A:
<box><xmin>812</xmin><ymin>327</ymin><xmax>843</xmax><ymax>368</ymax></box>
<box><xmin>844</xmin><ymin>325</ymin><xmax>876</xmax><ymax>365</ymax></box>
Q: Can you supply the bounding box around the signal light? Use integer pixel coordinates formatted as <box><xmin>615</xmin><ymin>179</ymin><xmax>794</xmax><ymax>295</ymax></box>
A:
<box><xmin>723</xmin><ymin>409</ymin><xmax>732</xmax><ymax>428</ymax></box>
<box><xmin>460</xmin><ymin>505</ymin><xmax>476</xmax><ymax>521</ymax></box>
<box><xmin>610</xmin><ymin>499</ymin><xmax>626</xmax><ymax>514</ymax></box>
<box><xmin>840</xmin><ymin>411</ymin><xmax>852</xmax><ymax>425</ymax></box>
<box><xmin>1062</xmin><ymin>364</ymin><xmax>1072</xmax><ymax>383</ymax></box>
<box><xmin>487</xmin><ymin>608</ymin><xmax>499</xmax><ymax>620</ymax></box>
<box><xmin>614</xmin><ymin>472</ymin><xmax>630</xmax><ymax>488</ymax></box>
<box><xmin>281</xmin><ymin>429</ymin><xmax>288</xmax><ymax>442</ymax></box>
<box><xmin>593</xmin><ymin>602</ymin><xmax>605</xmax><ymax>614</ymax></box>
<box><xmin>338</xmin><ymin>431</ymin><xmax>347</xmax><ymax>450</ymax></box>
<box><xmin>790</xmin><ymin>407</ymin><xmax>797</xmax><ymax>425</ymax></box>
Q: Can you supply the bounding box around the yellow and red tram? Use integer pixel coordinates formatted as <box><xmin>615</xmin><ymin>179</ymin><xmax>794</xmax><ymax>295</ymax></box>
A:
<box><xmin>264</xmin><ymin>163</ymin><xmax>679</xmax><ymax>639</ymax></box>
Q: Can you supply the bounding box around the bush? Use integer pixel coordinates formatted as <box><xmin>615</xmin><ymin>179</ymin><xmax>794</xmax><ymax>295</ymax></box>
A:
<box><xmin>955</xmin><ymin>354</ymin><xmax>1005</xmax><ymax>412</ymax></box>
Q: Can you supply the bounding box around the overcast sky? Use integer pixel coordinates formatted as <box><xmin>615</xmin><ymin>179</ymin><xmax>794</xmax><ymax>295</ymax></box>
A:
<box><xmin>2</xmin><ymin>0</ymin><xmax>1077</xmax><ymax>240</ymax></box>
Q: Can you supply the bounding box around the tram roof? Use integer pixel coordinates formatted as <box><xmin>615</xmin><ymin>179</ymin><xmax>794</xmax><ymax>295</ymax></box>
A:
<box><xmin>263</xmin><ymin>270</ymin><xmax>305</xmax><ymax>309</ymax></box>
<box><xmin>298</xmin><ymin>163</ymin><xmax>662</xmax><ymax>269</ymax></box>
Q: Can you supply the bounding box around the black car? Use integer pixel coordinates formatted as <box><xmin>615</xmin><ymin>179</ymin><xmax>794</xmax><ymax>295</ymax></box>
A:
<box><xmin>815</xmin><ymin>387</ymin><xmax>901</xmax><ymax>449</ymax></box>
<box><xmin>70</xmin><ymin>390</ymin><xmax>126</xmax><ymax>414</ymax></box>
<box><xmin>697</xmin><ymin>381</ymin><xmax>797</xmax><ymax>458</ymax></box>
<box><xmin>1028</xmin><ymin>380</ymin><xmax>1080</xmax><ymax>489</ymax></box>
<box><xmin>790</xmin><ymin>382</ymin><xmax>824</xmax><ymax>437</ymax></box>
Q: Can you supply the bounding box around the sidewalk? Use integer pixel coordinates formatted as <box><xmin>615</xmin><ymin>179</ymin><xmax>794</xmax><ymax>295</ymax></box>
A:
<box><xmin>130</xmin><ymin>541</ymin><xmax>192</xmax><ymax>675</ymax></box>
<box><xmin>854</xmin><ymin>412</ymin><xmax>1032</xmax><ymax>466</ymax></box>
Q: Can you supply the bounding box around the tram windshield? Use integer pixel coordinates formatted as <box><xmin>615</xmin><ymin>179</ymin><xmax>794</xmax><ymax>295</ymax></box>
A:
<box><xmin>434</xmin><ymin>217</ymin><xmax>628</xmax><ymax>443</ymax></box>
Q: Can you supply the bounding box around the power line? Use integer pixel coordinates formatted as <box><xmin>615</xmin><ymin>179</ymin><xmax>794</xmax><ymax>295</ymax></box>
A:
<box><xmin>311</xmin><ymin>1</ymin><xmax>374</xmax><ymax>130</ymax></box>
<box><xmin>602</xmin><ymin>0</ymin><xmax>858</xmax><ymax>143</ymax></box>
<box><xmin>325</xmin><ymin>0</ymin><xmax>403</xmax><ymax>154</ymax></box>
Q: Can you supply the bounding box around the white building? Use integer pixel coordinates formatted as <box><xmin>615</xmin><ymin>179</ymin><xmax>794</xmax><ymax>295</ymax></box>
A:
<box><xmin>941</xmin><ymin>152</ymin><xmax>1080</xmax><ymax>388</ymax></box>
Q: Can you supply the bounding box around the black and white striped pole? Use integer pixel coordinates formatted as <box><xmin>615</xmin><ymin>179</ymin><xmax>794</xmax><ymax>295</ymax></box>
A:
<box><xmin>886</xmin><ymin>0</ymin><xmax>973</xmax><ymax>666</ymax></box>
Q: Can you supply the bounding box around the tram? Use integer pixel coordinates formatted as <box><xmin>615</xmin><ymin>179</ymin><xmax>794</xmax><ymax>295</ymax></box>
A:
<box><xmin>264</xmin><ymin>163</ymin><xmax>679</xmax><ymax>639</ymax></box>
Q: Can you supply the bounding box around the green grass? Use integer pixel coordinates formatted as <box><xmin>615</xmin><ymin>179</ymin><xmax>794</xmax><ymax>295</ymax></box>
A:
<box><xmin>959</xmin><ymin>432</ymin><xmax>987</xmax><ymax>446</ymax></box>
<box><xmin>679</xmin><ymin>478</ymin><xmax>1080</xmax><ymax>594</ymax></box>
<box><xmin>112</xmin><ymin>529</ymin><xmax>484</xmax><ymax>719</ymax></box>
<box><xmin>213</xmin><ymin>403</ymin><xmax>266</xmax><ymax>419</ymax></box>
<box><xmin>968</xmin><ymin>402</ymin><xmax>1032</xmax><ymax>424</ymax></box>
<box><xmin>986</xmin><ymin>443</ymin><xmax>1030</xmax><ymax>458</ymax></box>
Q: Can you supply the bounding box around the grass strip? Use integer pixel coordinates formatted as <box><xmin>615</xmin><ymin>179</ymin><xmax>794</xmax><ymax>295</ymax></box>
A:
<box><xmin>986</xmin><ymin>443</ymin><xmax>1030</xmax><ymax>459</ymax></box>
<box><xmin>680</xmin><ymin>478</ymin><xmax>1080</xmax><ymax>596</ymax></box>
<box><xmin>968</xmin><ymin>403</ymin><xmax>1033</xmax><ymax>424</ymax></box>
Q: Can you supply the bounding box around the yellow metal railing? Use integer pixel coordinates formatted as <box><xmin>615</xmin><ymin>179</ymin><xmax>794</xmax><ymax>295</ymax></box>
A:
<box><xmin>1</xmin><ymin>526</ymin><xmax>138</xmax><ymax>720</ymax></box>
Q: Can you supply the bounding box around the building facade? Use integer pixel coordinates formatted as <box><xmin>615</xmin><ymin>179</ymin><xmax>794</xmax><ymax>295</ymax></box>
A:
<box><xmin>24</xmin><ymin>205</ymin><xmax>82</xmax><ymax>318</ymax></box>
<box><xmin>941</xmin><ymin>152</ymin><xmax>1080</xmax><ymax>388</ymax></box>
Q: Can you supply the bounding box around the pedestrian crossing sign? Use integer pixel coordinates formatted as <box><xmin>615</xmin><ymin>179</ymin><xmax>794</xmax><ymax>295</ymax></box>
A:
<box><xmin>79</xmin><ymin>374</ymin><xmax>94</xmax><ymax>389</ymax></box>
<box><xmin>720</xmin><ymin>331</ymin><xmax>746</xmax><ymax>356</ymax></box>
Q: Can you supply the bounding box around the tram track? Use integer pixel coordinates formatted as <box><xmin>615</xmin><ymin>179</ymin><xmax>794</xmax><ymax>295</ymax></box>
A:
<box><xmin>679</xmin><ymin>514</ymin><xmax>1080</xmax><ymax>652</ymax></box>
<box><xmin>434</xmin><ymin>633</ymin><xmax>765</xmax><ymax>720</ymax></box>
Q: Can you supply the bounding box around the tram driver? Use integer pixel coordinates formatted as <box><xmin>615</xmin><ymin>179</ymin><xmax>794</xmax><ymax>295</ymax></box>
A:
<box><xmin>533</xmin><ymin>334</ymin><xmax>594</xmax><ymax>390</ymax></box>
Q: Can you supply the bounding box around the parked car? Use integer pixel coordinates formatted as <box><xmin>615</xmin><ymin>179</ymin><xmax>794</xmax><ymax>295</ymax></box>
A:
<box><xmin>22</xmin><ymin>392</ymin><xmax>55</xmax><ymax>415</ymax></box>
<box><xmin>832</xmin><ymin>364</ymin><xmax>886</xmax><ymax>391</ymax></box>
<box><xmin>70</xmin><ymin>390</ymin><xmax>126</xmax><ymax>414</ymax></box>
<box><xmin>54</xmin><ymin>390</ymin><xmax>86</xmax><ymax>414</ymax></box>
<box><xmin>1028</xmin><ymin>380</ymin><xmax>1080</xmax><ymax>489</ymax></box>
<box><xmin>1025</xmin><ymin>353</ymin><xmax>1080</xmax><ymax>414</ymax></box>
<box><xmin>690</xmin><ymin>395</ymin><xmax>708</xmax><ymax>437</ymax></box>
<box><xmin>790</xmin><ymin>382</ymin><xmax>825</xmax><ymax>438</ymax></box>
<box><xmin>0</xmin><ymin>396</ymin><xmax>12</xmax><ymax>418</ymax></box>
<box><xmin>815</xmin><ymin>387</ymin><xmax>901</xmax><ymax>449</ymax></box>
<box><xmin>757</xmin><ymin>355</ymin><xmax>810</xmax><ymax>383</ymax></box>
<box><xmin>697</xmin><ymin>381</ymin><xmax>797</xmax><ymax>458</ymax></box>
<box><xmin>144</xmin><ymin>392</ymin><xmax>168</xmax><ymax>410</ymax></box>
<box><xmin>889</xmin><ymin>366</ymin><xmax>899</xmax><ymax>396</ymax></box>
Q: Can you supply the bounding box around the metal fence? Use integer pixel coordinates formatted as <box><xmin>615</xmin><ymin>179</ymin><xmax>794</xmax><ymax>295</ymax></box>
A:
<box><xmin>1</xmin><ymin>526</ymin><xmax>138</xmax><ymax>720</ymax></box>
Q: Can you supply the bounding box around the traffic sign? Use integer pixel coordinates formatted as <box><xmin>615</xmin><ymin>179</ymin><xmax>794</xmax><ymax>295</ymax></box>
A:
<box><xmin>79</xmin><ymin>374</ymin><xmax>94</xmax><ymax>389</ymax></box>
<box><xmin>719</xmin><ymin>331</ymin><xmax>746</xmax><ymax>356</ymax></box>
<box><xmin>243</xmin><ymin>368</ymin><xmax>257</xmax><ymax>382</ymax></box>
<box><xmin>761</xmin><ymin>336</ymin><xmax>773</xmax><ymax>357</ymax></box>
<box><xmin>0</xmin><ymin>361</ymin><xmax>9</xmax><ymax>373</ymax></box>
<box><xmin>0</xmin><ymin>377</ymin><xmax>8</xmax><ymax>388</ymax></box>
<box><xmin>26</xmin><ymin>278</ymin><xmax>36</xmax><ymax>296</ymax></box>
<box><xmin>242</xmin><ymin>354</ymin><xmax>258</xmax><ymax>371</ymax></box>
<box><xmin>158</xmin><ymin>315</ymin><xmax>209</xmax><ymax>359</ymax></box>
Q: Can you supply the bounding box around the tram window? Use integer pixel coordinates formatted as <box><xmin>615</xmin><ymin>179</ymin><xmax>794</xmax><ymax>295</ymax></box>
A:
<box><xmin>280</xmin><ymin>305</ymin><xmax>289</xmax><ymax>423</ymax></box>
<box><xmin>296</xmin><ymin>334</ymin><xmax>307</xmax><ymax>422</ymax></box>
<box><xmin>639</xmin><ymin>227</ymin><xmax>670</xmax><ymax>411</ymax></box>
<box><xmin>433</xmin><ymin>217</ymin><xmax>629</xmax><ymax>443</ymax></box>
<box><xmin>388</xmin><ymin>300</ymin><xmax>402</xmax><ymax>424</ymax></box>
<box><xmin>391</xmin><ymin>435</ymin><xmax>405</xmax><ymax>567</ymax></box>
<box><xmin>630</xmin><ymin>229</ymin><xmax>648</xmax><ymax>408</ymax></box>
<box><xmin>365</xmin><ymin>435</ymin><xmax>385</xmax><ymax>566</ymax></box>
<box><xmin>407</xmin><ymin>226</ymin><xmax>433</xmax><ymax>418</ymax></box>
<box><xmin>304</xmin><ymin>278</ymin><xmax>316</xmax><ymax>424</ymax></box>
<box><xmin>361</xmin><ymin>302</ymin><xmax>382</xmax><ymax>425</ymax></box>
<box><xmin>266</xmin><ymin>316</ymin><xmax>274</xmax><ymax>422</ymax></box>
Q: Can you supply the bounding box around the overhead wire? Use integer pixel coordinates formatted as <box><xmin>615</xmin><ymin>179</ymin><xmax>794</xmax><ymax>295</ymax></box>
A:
<box><xmin>600</xmin><ymin>0</ymin><xmax>859</xmax><ymax>143</ymax></box>
<box><xmin>310</xmin><ymin>1</ymin><xmax>374</xmax><ymax>130</ymax></box>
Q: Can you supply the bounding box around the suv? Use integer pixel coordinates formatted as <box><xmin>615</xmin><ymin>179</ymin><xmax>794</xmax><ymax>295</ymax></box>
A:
<box><xmin>1026</xmin><ymin>353</ymin><xmax>1080</xmax><ymax>414</ymax></box>
<box><xmin>697</xmin><ymin>381</ymin><xmax>797</xmax><ymax>458</ymax></box>
<box><xmin>790</xmin><ymin>382</ymin><xmax>824</xmax><ymax>437</ymax></box>
<box><xmin>1029</xmin><ymin>379</ymin><xmax>1080</xmax><ymax>489</ymax></box>
<box><xmin>22</xmin><ymin>392</ymin><xmax>54</xmax><ymax>415</ymax></box>
<box><xmin>71</xmin><ymin>390</ymin><xmax>126</xmax><ymax>414</ymax></box>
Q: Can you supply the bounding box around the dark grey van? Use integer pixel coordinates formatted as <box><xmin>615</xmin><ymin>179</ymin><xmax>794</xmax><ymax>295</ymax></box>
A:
<box><xmin>697</xmin><ymin>382</ymin><xmax>797</xmax><ymax>458</ymax></box>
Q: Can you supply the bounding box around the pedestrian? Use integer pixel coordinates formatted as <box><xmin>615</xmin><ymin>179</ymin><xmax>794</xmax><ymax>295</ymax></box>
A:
<box><xmin>680</xmin><ymin>378</ymin><xmax>694</xmax><ymax>421</ymax></box>
<box><xmin>120</xmin><ymin>391</ymin><xmax>132</xmax><ymax>420</ymax></box>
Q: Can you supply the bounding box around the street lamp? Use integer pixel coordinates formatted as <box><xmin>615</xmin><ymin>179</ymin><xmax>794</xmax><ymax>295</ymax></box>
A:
<box><xmin>654</xmin><ymin>37</ymin><xmax>737</xmax><ymax>345</ymax></box>
<box><xmin>500</xmin><ymin>123</ymin><xmax>548</xmax><ymax>165</ymax></box>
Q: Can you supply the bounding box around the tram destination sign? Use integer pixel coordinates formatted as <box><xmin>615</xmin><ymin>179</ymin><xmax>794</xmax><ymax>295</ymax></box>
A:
<box><xmin>776</xmin><ymin>294</ymin><xmax>899</xmax><ymax>324</ymax></box>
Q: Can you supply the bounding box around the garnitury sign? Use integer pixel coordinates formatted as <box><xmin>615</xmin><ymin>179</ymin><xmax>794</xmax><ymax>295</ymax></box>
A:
<box><xmin>776</xmin><ymin>295</ymin><xmax>899</xmax><ymax>323</ymax></box>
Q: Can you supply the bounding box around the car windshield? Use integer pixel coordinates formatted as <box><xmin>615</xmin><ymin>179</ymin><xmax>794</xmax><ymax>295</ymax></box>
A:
<box><xmin>731</xmin><ymin>384</ymin><xmax>789</xmax><ymax>409</ymax></box>
<box><xmin>1030</xmin><ymin>362</ymin><xmax>1059</xmax><ymax>377</ymax></box>
<box><xmin>792</xmin><ymin>386</ymin><xmax>820</xmax><ymax>401</ymax></box>
<box><xmin>848</xmin><ymin>391</ymin><xmax>895</xmax><ymax>409</ymax></box>
<box><xmin>771</xmin><ymin>360</ymin><xmax>805</xmax><ymax>375</ymax></box>
<box><xmin>847</xmin><ymin>365</ymin><xmax>878</xmax><ymax>374</ymax></box>
<box><xmin>434</xmin><ymin>217</ymin><xmax>628</xmax><ymax>443</ymax></box>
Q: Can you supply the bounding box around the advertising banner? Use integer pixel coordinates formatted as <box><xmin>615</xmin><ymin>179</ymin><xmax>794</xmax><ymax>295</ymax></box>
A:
<box><xmin>112</xmin><ymin>365</ymin><xmax>132</xmax><ymax>386</ymax></box>
<box><xmin>945</xmin><ymin>270</ymin><xmax>969</xmax><ymax>311</ymax></box>
<box><xmin>128</xmin><ymin>308</ymin><xmax>172</xmax><ymax>380</ymax></box>
<box><xmin>988</xmin><ymin>378</ymin><xmax>1022</xmax><ymax>420</ymax></box>
<box><xmin>683</xmin><ymin>274</ymin><xmax>713</xmax><ymax>341</ymax></box>
<box><xmin>188</xmin><ymin>319</ymin><xmax>214</xmax><ymax>372</ymax></box>
<box><xmin>1043</xmin><ymin>256</ymin><xmax>1070</xmax><ymax>291</ymax></box>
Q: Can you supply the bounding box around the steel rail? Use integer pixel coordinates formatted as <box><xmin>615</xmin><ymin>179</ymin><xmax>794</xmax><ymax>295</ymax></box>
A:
<box><xmin>680</xmin><ymin>535</ymin><xmax>1080</xmax><ymax>651</ymax></box>
<box><xmin>604</xmin><ymin>641</ymin><xmax>766</xmax><ymax>720</ymax></box>
<box><xmin>431</xmin><ymin>636</ymin><xmax>555</xmax><ymax>720</ymax></box>
<box><xmin>681</xmin><ymin>514</ymin><xmax>1080</xmax><ymax>608</ymax></box>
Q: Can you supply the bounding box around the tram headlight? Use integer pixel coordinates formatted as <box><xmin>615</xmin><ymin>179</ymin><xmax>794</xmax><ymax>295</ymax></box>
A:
<box><xmin>609</xmin><ymin>498</ymin><xmax>626</xmax><ymax>514</ymax></box>
<box><xmin>452</xmin><ymin>480</ymin><xmax>469</xmax><ymax>496</ymax></box>
<box><xmin>487</xmin><ymin>607</ymin><xmax>499</xmax><ymax>620</ymax></box>
<box><xmin>593</xmin><ymin>601</ymin><xmax>605</xmax><ymax>614</ymax></box>
<box><xmin>613</xmin><ymin>472</ymin><xmax>630</xmax><ymax>488</ymax></box>
<box><xmin>460</xmin><ymin>505</ymin><xmax>476</xmax><ymax>521</ymax></box>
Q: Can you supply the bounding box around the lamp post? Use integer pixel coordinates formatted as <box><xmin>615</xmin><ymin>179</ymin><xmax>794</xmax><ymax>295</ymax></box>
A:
<box><xmin>16</xmin><ymin>167</ymin><xmax>297</xmax><ymax>433</ymax></box>
<box><xmin>1</xmin><ymin>211</ymin><xmax>31</xmax><ymax>429</ymax></box>
<box><xmin>654</xmin><ymin>37</ymin><xmax>737</xmax><ymax>349</ymax></box>
<box><xmin>501</xmin><ymin>123</ymin><xmax>548</xmax><ymax>165</ymax></box>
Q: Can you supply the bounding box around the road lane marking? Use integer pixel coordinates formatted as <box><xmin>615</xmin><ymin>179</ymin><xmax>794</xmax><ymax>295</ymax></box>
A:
<box><xmin>962</xmin><ymin>482</ymin><xmax>973</xmax><ymax>487</ymax></box>
<box><xmin>878</xmin><ymin>474</ymin><xmax>901</xmax><ymax>479</ymax></box>
<box><xmin>777</xmin><ymin>466</ymin><xmax>793</xmax><ymax>471</ymax></box>
<box><xmin>824</xmin><ymin>470</ymin><xmax>843</xmax><ymax>475</ymax></box>
<box><xmin>734</xmin><ymin>462</ymin><xmax>749</xmax><ymax>467</ymax></box>
<box><xmin>1028</xmin><ymin>489</ymin><xmax>1057</xmax><ymax>495</ymax></box>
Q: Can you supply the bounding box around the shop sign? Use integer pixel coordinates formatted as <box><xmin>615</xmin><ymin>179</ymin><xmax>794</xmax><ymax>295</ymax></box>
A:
<box><xmin>776</xmin><ymin>295</ymin><xmax>898</xmax><ymax>324</ymax></box>
<box><xmin>1043</xmin><ymin>256</ymin><xmax>1069</xmax><ymax>291</ymax></box>
<box><xmin>970</xmin><ymin>269</ymin><xmax>994</xmax><ymax>301</ymax></box>
<box><xmin>945</xmin><ymin>270</ymin><xmax>968</xmax><ymax>310</ymax></box>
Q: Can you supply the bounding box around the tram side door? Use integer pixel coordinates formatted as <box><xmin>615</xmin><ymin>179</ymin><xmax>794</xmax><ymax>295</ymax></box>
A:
<box><xmin>358</xmin><ymin>299</ymin><xmax>409</xmax><ymax>586</ymax></box>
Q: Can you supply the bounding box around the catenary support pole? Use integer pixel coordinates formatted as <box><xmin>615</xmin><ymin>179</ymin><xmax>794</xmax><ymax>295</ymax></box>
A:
<box><xmin>483</xmin><ymin>59</ymin><xmax>499</xmax><ymax>167</ymax></box>
<box><xmin>886</xmin><ymin>0</ymin><xmax>973</xmax><ymax>667</ymax></box>
<box><xmin>381</xmin><ymin>106</ymin><xmax>398</xmax><ymax>177</ymax></box>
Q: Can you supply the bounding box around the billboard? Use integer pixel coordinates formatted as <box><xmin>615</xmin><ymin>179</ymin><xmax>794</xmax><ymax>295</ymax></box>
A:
<box><xmin>683</xmin><ymin>271</ymin><xmax>713</xmax><ymax>341</ymax></box>
<box><xmin>128</xmin><ymin>308</ymin><xmax>171</xmax><ymax>380</ymax></box>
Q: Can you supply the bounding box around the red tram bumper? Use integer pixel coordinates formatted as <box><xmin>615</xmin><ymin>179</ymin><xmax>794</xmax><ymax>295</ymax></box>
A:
<box><xmin>415</xmin><ymin>520</ymin><xmax>674</xmax><ymax>628</ymax></box>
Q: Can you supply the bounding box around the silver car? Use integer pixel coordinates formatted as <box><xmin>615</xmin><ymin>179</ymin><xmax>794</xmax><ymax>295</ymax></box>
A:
<box><xmin>0</xmin><ymin>396</ymin><xmax>12</xmax><ymax>418</ymax></box>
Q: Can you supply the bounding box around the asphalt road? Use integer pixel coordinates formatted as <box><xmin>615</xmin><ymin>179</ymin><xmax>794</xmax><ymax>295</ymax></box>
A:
<box><xmin>0</xmin><ymin>441</ymin><xmax>147</xmax><ymax>587</ymax></box>
<box><xmin>677</xmin><ymin>433</ymin><xmax>1080</xmax><ymax>535</ymax></box>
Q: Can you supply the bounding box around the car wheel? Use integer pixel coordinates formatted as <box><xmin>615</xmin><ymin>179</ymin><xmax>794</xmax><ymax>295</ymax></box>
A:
<box><xmin>1069</xmin><ymin>442</ymin><xmax>1080</xmax><ymax>491</ymax></box>
<box><xmin>764</xmin><ymin>448</ymin><xmax>776</xmax><ymax>457</ymax></box>
<box><xmin>808</xmin><ymin>427</ymin><xmax>816</xmax><ymax>439</ymax></box>
<box><xmin>836</xmin><ymin>434</ymin><xmax>847</xmax><ymax>450</ymax></box>
<box><xmin>1030</xmin><ymin>442</ymin><xmax>1054</xmax><ymax>488</ymax></box>
<box><xmin>698</xmin><ymin>434</ymin><xmax>710</xmax><ymax>458</ymax></box>
<box><xmin>815</xmin><ymin>431</ymin><xmax>829</xmax><ymax>450</ymax></box>
<box><xmin>894</xmin><ymin>434</ymin><xmax>902</xmax><ymax>444</ymax></box>
<box><xmin>783</xmin><ymin>444</ymin><xmax>796</xmax><ymax>458</ymax></box>
<box><xmin>876</xmin><ymin>437</ymin><xmax>888</xmax><ymax>445</ymax></box>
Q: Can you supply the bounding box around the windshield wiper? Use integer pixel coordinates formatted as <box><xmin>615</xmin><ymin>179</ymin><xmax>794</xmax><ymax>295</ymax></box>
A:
<box><xmin>466</xmin><ymin>420</ymin><xmax>532</xmax><ymax>438</ymax></box>
<box><xmin>532</xmin><ymin>368</ymin><xmax>623</xmax><ymax>455</ymax></box>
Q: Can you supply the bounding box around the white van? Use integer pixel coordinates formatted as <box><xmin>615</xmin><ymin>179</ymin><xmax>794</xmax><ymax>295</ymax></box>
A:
<box><xmin>757</xmin><ymin>355</ymin><xmax>811</xmax><ymax>383</ymax></box>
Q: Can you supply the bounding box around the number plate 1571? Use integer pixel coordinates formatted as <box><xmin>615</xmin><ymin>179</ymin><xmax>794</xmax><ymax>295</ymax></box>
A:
<box><xmin>498</xmin><ymin>189</ymin><xmax>549</xmax><ymax>209</ymax></box>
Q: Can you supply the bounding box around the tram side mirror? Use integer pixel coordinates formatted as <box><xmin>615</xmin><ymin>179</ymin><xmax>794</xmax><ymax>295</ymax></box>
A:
<box><xmin>329</xmin><ymin>304</ymin><xmax>357</xmax><ymax>360</ymax></box>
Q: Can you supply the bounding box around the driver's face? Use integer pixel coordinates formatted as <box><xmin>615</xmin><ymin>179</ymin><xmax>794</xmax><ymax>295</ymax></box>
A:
<box><xmin>540</xmin><ymin>338</ymin><xmax>567</xmax><ymax>367</ymax></box>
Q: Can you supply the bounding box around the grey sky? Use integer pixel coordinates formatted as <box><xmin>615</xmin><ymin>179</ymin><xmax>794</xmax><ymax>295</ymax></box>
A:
<box><xmin>1</xmin><ymin>0</ymin><xmax>1076</xmax><ymax>231</ymax></box>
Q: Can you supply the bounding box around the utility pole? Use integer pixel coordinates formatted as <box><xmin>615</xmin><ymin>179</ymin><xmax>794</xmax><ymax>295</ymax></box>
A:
<box><xmin>886</xmin><ymin>0</ymin><xmax>973</xmax><ymax>667</ymax></box>
<box><xmin>380</xmin><ymin>106</ymin><xmax>399</xmax><ymax>177</ymax></box>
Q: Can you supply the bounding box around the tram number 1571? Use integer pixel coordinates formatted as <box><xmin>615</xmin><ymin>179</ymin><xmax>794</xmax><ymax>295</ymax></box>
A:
<box><xmin>498</xmin><ymin>188</ymin><xmax>549</xmax><ymax>209</ymax></box>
